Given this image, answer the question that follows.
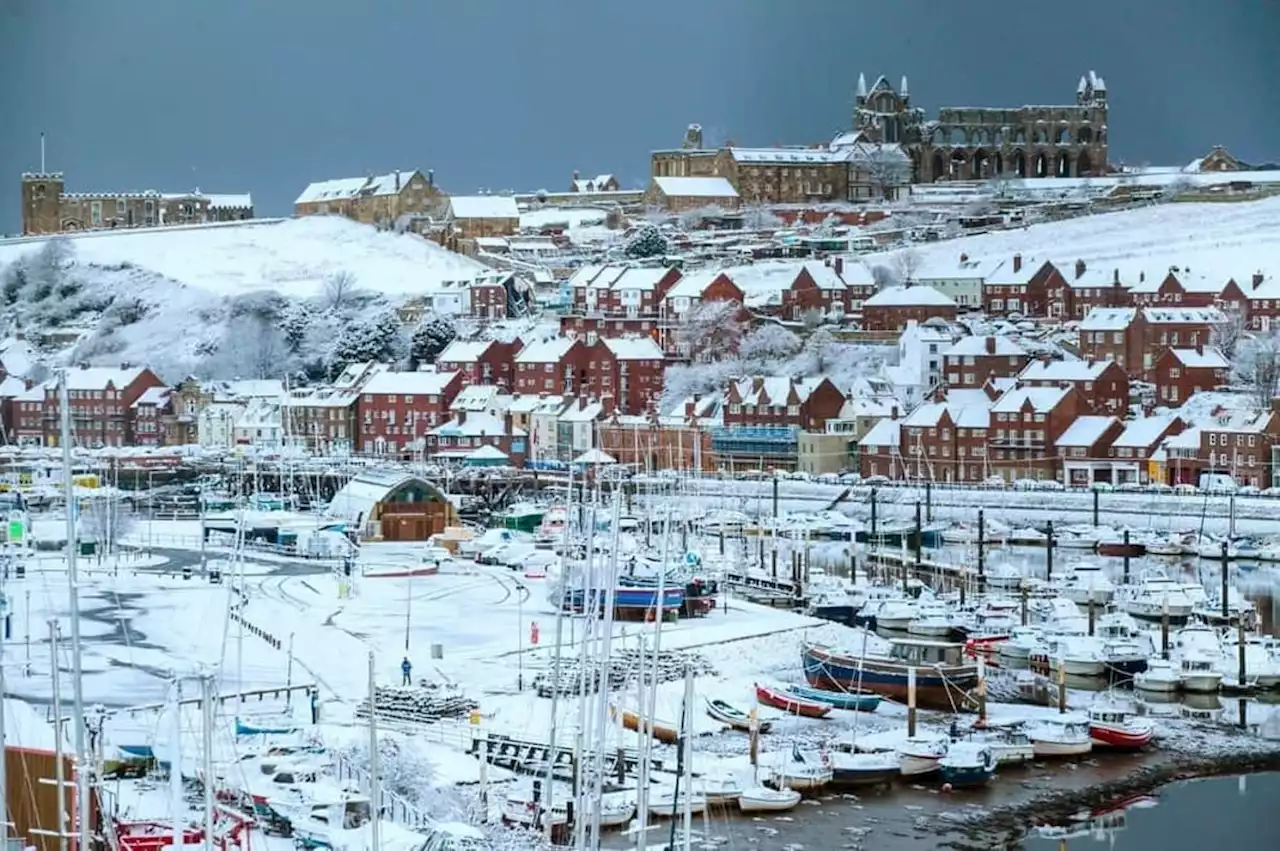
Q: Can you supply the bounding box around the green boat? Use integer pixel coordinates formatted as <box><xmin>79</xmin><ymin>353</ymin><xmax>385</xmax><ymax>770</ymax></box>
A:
<box><xmin>502</xmin><ymin>504</ymin><xmax>545</xmax><ymax>533</ymax></box>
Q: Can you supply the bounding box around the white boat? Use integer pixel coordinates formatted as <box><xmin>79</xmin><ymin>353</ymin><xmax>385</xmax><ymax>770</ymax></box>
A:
<box><xmin>502</xmin><ymin>790</ymin><xmax>570</xmax><ymax>829</ymax></box>
<box><xmin>1057</xmin><ymin>528</ymin><xmax>1102</xmax><ymax>550</ymax></box>
<box><xmin>872</xmin><ymin>599</ymin><xmax>919</xmax><ymax>631</ymax></box>
<box><xmin>1057</xmin><ymin>562</ymin><xmax>1115</xmax><ymax>606</ymax></box>
<box><xmin>695</xmin><ymin>775</ymin><xmax>743</xmax><ymax>806</ymax></box>
<box><xmin>1027</xmin><ymin>717</ymin><xmax>1093</xmax><ymax>757</ymax></box>
<box><xmin>973</xmin><ymin>723</ymin><xmax>1036</xmax><ymax>765</ymax></box>
<box><xmin>1178</xmin><ymin>653</ymin><xmax>1223</xmax><ymax>693</ymax></box>
<box><xmin>1133</xmin><ymin>658</ymin><xmax>1180</xmax><ymax>693</ymax></box>
<box><xmin>764</xmin><ymin>749</ymin><xmax>832</xmax><ymax>791</ymax></box>
<box><xmin>1193</xmin><ymin>588</ymin><xmax>1257</xmax><ymax>627</ymax></box>
<box><xmin>1036</xmin><ymin>636</ymin><xmax>1107</xmax><ymax>677</ymax></box>
<box><xmin>1121</xmin><ymin>572</ymin><xmax>1195</xmax><ymax>623</ymax></box>
<box><xmin>585</xmin><ymin>794</ymin><xmax>636</xmax><ymax>828</ymax></box>
<box><xmin>737</xmin><ymin>786</ymin><xmax>801</xmax><ymax>813</ymax></box>
<box><xmin>1145</xmin><ymin>534</ymin><xmax>1189</xmax><ymax>557</ymax></box>
<box><xmin>997</xmin><ymin>626</ymin><xmax>1045</xmax><ymax>662</ymax></box>
<box><xmin>896</xmin><ymin>735</ymin><xmax>948</xmax><ymax>777</ymax></box>
<box><xmin>647</xmin><ymin>787</ymin><xmax>707</xmax><ymax>819</ymax></box>
<box><xmin>1196</xmin><ymin>536</ymin><xmax>1239</xmax><ymax>559</ymax></box>
<box><xmin>907</xmin><ymin>601</ymin><xmax>962</xmax><ymax>638</ymax></box>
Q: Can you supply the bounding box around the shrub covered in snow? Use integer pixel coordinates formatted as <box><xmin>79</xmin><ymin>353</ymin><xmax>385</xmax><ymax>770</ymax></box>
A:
<box><xmin>623</xmin><ymin>224</ymin><xmax>669</xmax><ymax>259</ymax></box>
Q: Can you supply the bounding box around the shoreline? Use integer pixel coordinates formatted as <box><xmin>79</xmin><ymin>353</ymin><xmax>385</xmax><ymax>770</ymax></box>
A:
<box><xmin>936</xmin><ymin>740</ymin><xmax>1280</xmax><ymax>848</ymax></box>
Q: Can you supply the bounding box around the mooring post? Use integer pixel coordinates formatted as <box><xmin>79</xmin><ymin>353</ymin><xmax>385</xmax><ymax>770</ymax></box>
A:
<box><xmin>1046</xmin><ymin>519</ymin><xmax>1055</xmax><ymax>582</ymax></box>
<box><xmin>771</xmin><ymin>548</ymin><xmax>777</xmax><ymax>580</ymax></box>
<box><xmin>870</xmin><ymin>488</ymin><xmax>878</xmax><ymax>536</ymax></box>
<box><xmin>925</xmin><ymin>481</ymin><xmax>933</xmax><ymax>523</ymax></box>
<box><xmin>1092</xmin><ymin>489</ymin><xmax>1100</xmax><ymax>527</ymax></box>
<box><xmin>718</xmin><ymin>527</ymin><xmax>724</xmax><ymax>555</ymax></box>
<box><xmin>1238</xmin><ymin>618</ymin><xmax>1247</xmax><ymax>687</ymax></box>
<box><xmin>1161</xmin><ymin>602</ymin><xmax>1170</xmax><ymax>660</ymax></box>
<box><xmin>906</xmin><ymin>667</ymin><xmax>917</xmax><ymax>738</ymax></box>
<box><xmin>913</xmin><ymin>500</ymin><xmax>923</xmax><ymax>568</ymax></box>
<box><xmin>1020</xmin><ymin>582</ymin><xmax>1029</xmax><ymax>626</ymax></box>
<box><xmin>758</xmin><ymin>534</ymin><xmax>765</xmax><ymax>569</ymax></box>
<box><xmin>772</xmin><ymin>476</ymin><xmax>779</xmax><ymax>519</ymax></box>
<box><xmin>977</xmin><ymin>509</ymin><xmax>986</xmax><ymax>593</ymax></box>
<box><xmin>1122</xmin><ymin>529</ymin><xmax>1131</xmax><ymax>580</ymax></box>
<box><xmin>1221</xmin><ymin>541</ymin><xmax>1231</xmax><ymax>622</ymax></box>
<box><xmin>1057</xmin><ymin>663</ymin><xmax>1067</xmax><ymax>714</ymax></box>
<box><xmin>1087</xmin><ymin>598</ymin><xmax>1095</xmax><ymax>636</ymax></box>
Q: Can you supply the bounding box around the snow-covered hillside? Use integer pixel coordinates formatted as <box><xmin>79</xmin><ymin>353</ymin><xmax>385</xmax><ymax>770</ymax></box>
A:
<box><xmin>0</xmin><ymin>216</ymin><xmax>488</xmax><ymax>298</ymax></box>
<box><xmin>0</xmin><ymin>217</ymin><xmax>491</xmax><ymax>377</ymax></box>
<box><xmin>889</xmin><ymin>195</ymin><xmax>1280</xmax><ymax>278</ymax></box>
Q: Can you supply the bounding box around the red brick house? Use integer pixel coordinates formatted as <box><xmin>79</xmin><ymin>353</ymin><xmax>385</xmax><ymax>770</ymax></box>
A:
<box><xmin>1128</xmin><ymin>268</ymin><xmax>1223</xmax><ymax>308</ymax></box>
<box><xmin>982</xmin><ymin>255</ymin><xmax>1061</xmax><ymax>317</ymax></box>
<box><xmin>660</xmin><ymin>270</ymin><xmax>747</xmax><ymax>322</ymax></box>
<box><xmin>514</xmin><ymin>337</ymin><xmax>590</xmax><ymax>397</ymax></box>
<box><xmin>778</xmin><ymin>262</ymin><xmax>853</xmax><ymax>320</ymax></box>
<box><xmin>1077</xmin><ymin>308</ymin><xmax>1138</xmax><ymax>370</ymax></box>
<box><xmin>435</xmin><ymin>339</ymin><xmax>521</xmax><ymax>388</ymax></box>
<box><xmin>130</xmin><ymin>386</ymin><xmax>173</xmax><ymax>446</ymax></box>
<box><xmin>861</xmin><ymin>285</ymin><xmax>958</xmax><ymax>332</ymax></box>
<box><xmin>723</xmin><ymin>376</ymin><xmax>846</xmax><ymax>431</ymax></box>
<box><xmin>356</xmin><ymin>369</ymin><xmax>464</xmax><ymax>455</ymax></box>
<box><xmin>1077</xmin><ymin>306</ymin><xmax>1223</xmax><ymax>377</ymax></box>
<box><xmin>1050</xmin><ymin>261</ymin><xmax>1130</xmax><ymax>319</ymax></box>
<box><xmin>468</xmin><ymin>280</ymin><xmax>508</xmax><ymax>319</ymax></box>
<box><xmin>896</xmin><ymin>401</ymin><xmax>992</xmax><ymax>483</ymax></box>
<box><xmin>588</xmin><ymin>336</ymin><xmax>666</xmax><ymax>415</ymax></box>
<box><xmin>1110</xmin><ymin>414</ymin><xmax>1184</xmax><ymax>485</ymax></box>
<box><xmin>1151</xmin><ymin>346</ymin><xmax>1230</xmax><ymax>407</ymax></box>
<box><xmin>1166</xmin><ymin>405</ymin><xmax>1280</xmax><ymax>488</ymax></box>
<box><xmin>1056</xmin><ymin>415</ymin><xmax>1126</xmax><ymax>486</ymax></box>
<box><xmin>597</xmin><ymin>414</ymin><xmax>715</xmax><ymax>471</ymax></box>
<box><xmin>559</xmin><ymin>314</ymin><xmax>666</xmax><ymax>351</ymax></box>
<box><xmin>987</xmin><ymin>383</ymin><xmax>1088</xmax><ymax>481</ymax></box>
<box><xmin>605</xmin><ymin>266</ymin><xmax>682</xmax><ymax>316</ymax></box>
<box><xmin>43</xmin><ymin>365</ymin><xmax>167</xmax><ymax>448</ymax></box>
<box><xmin>942</xmin><ymin>336</ymin><xmax>1030</xmax><ymax>388</ymax></box>
<box><xmin>1017</xmin><ymin>358</ymin><xmax>1130</xmax><ymax>415</ymax></box>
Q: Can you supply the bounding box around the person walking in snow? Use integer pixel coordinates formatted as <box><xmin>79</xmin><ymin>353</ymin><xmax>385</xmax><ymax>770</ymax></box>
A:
<box><xmin>400</xmin><ymin>656</ymin><xmax>413</xmax><ymax>686</ymax></box>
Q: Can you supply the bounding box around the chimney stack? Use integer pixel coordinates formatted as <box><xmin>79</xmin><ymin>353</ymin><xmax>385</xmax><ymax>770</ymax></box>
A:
<box><xmin>1254</xmin><ymin>272</ymin><xmax>1265</xmax><ymax>290</ymax></box>
<box><xmin>1196</xmin><ymin>343</ymin><xmax>1204</xmax><ymax>356</ymax></box>
<box><xmin>1013</xmin><ymin>253</ymin><xmax>1022</xmax><ymax>274</ymax></box>
<box><xmin>427</xmin><ymin>169</ymin><xmax>435</xmax><ymax>186</ymax></box>
<box><xmin>985</xmin><ymin>336</ymin><xmax>996</xmax><ymax>355</ymax></box>
<box><xmin>960</xmin><ymin>253</ymin><xmax>969</xmax><ymax>263</ymax></box>
<box><xmin>395</xmin><ymin>170</ymin><xmax>401</xmax><ymax>191</ymax></box>
<box><xmin>1075</xmin><ymin>259</ymin><xmax>1086</xmax><ymax>279</ymax></box>
<box><xmin>834</xmin><ymin>256</ymin><xmax>844</xmax><ymax>275</ymax></box>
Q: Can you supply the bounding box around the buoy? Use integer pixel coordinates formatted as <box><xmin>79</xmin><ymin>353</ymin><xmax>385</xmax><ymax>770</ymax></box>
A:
<box><xmin>941</xmin><ymin>782</ymin><xmax>953</xmax><ymax>793</ymax></box>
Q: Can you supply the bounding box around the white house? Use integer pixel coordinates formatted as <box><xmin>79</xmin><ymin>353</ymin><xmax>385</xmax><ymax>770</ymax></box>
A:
<box><xmin>198</xmin><ymin>401</ymin><xmax>245</xmax><ymax>449</ymax></box>
<box><xmin>889</xmin><ymin>319</ymin><xmax>955</xmax><ymax>404</ymax></box>
<box><xmin>232</xmin><ymin>397</ymin><xmax>283</xmax><ymax>450</ymax></box>
<box><xmin>912</xmin><ymin>255</ymin><xmax>1002</xmax><ymax>308</ymax></box>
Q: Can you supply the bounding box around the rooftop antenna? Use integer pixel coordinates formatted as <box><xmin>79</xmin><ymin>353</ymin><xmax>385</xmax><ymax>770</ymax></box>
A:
<box><xmin>40</xmin><ymin>132</ymin><xmax>46</xmax><ymax>173</ymax></box>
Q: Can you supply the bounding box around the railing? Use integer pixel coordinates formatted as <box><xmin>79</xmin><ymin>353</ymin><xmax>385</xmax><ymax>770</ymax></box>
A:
<box><xmin>332</xmin><ymin>751</ymin><xmax>434</xmax><ymax>829</ymax></box>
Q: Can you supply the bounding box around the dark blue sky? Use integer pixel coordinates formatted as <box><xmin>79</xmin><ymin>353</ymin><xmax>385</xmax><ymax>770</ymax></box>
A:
<box><xmin>2</xmin><ymin>0</ymin><xmax>1277</xmax><ymax>233</ymax></box>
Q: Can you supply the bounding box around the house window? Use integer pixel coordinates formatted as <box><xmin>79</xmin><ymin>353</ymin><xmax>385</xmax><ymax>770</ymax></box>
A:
<box><xmin>1170</xmin><ymin>368</ymin><xmax>1180</xmax><ymax>378</ymax></box>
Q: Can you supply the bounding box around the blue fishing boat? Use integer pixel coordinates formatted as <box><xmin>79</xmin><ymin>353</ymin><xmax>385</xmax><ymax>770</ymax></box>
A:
<box><xmin>785</xmin><ymin>682</ymin><xmax>882</xmax><ymax>712</ymax></box>
<box><xmin>236</xmin><ymin>718</ymin><xmax>300</xmax><ymax>736</ymax></box>
<box><xmin>802</xmin><ymin>640</ymin><xmax>978</xmax><ymax>711</ymax></box>
<box><xmin>117</xmin><ymin>744</ymin><xmax>155</xmax><ymax>759</ymax></box>
<box><xmin>938</xmin><ymin>742</ymin><xmax>998</xmax><ymax>788</ymax></box>
<box><xmin>558</xmin><ymin>585</ymin><xmax>685</xmax><ymax>620</ymax></box>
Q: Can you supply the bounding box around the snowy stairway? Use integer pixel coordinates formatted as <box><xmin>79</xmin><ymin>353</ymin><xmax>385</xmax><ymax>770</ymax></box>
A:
<box><xmin>468</xmin><ymin>732</ymin><xmax>668</xmax><ymax>781</ymax></box>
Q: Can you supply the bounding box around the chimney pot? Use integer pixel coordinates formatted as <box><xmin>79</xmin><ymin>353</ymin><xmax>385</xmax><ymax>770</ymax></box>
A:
<box><xmin>985</xmin><ymin>336</ymin><xmax>996</xmax><ymax>355</ymax></box>
<box><xmin>1196</xmin><ymin>343</ymin><xmax>1203</xmax><ymax>356</ymax></box>
<box><xmin>960</xmin><ymin>253</ymin><xmax>969</xmax><ymax>263</ymax></box>
<box><xmin>1075</xmin><ymin>259</ymin><xmax>1086</xmax><ymax>279</ymax></box>
<box><xmin>427</xmin><ymin>169</ymin><xmax>435</xmax><ymax>186</ymax></box>
<box><xmin>1013</xmin><ymin>253</ymin><xmax>1022</xmax><ymax>274</ymax></box>
<box><xmin>834</xmin><ymin>257</ymin><xmax>844</xmax><ymax>275</ymax></box>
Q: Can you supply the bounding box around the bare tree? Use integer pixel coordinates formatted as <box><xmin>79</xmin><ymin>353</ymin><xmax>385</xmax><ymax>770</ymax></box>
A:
<box><xmin>78</xmin><ymin>495</ymin><xmax>135</xmax><ymax>561</ymax></box>
<box><xmin>677</xmin><ymin>299</ymin><xmax>747</xmax><ymax>362</ymax></box>
<box><xmin>892</xmin><ymin>248</ymin><xmax>923</xmax><ymax>284</ymax></box>
<box><xmin>871</xmin><ymin>264</ymin><xmax>900</xmax><ymax>290</ymax></box>
<box><xmin>800</xmin><ymin>307</ymin><xmax>826</xmax><ymax>330</ymax></box>
<box><xmin>1162</xmin><ymin>176</ymin><xmax>1196</xmax><ymax>202</ymax></box>
<box><xmin>206</xmin><ymin>316</ymin><xmax>291</xmax><ymax>379</ymax></box>
<box><xmin>1232</xmin><ymin>330</ymin><xmax>1280</xmax><ymax>408</ymax></box>
<box><xmin>741</xmin><ymin>206</ymin><xmax>784</xmax><ymax>230</ymax></box>
<box><xmin>1211</xmin><ymin>304</ymin><xmax>1248</xmax><ymax>359</ymax></box>
<box><xmin>322</xmin><ymin>270</ymin><xmax>358</xmax><ymax>311</ymax></box>
<box><xmin>859</xmin><ymin>144</ymin><xmax>912</xmax><ymax>202</ymax></box>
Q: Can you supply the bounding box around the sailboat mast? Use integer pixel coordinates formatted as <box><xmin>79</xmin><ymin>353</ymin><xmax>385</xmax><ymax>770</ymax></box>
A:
<box><xmin>58</xmin><ymin>372</ymin><xmax>90</xmax><ymax>851</ymax></box>
<box><xmin>367</xmin><ymin>652</ymin><xmax>380</xmax><ymax>851</ymax></box>
<box><xmin>201</xmin><ymin>673</ymin><xmax>215</xmax><ymax>851</ymax></box>
<box><xmin>170</xmin><ymin>680</ymin><xmax>183</xmax><ymax>851</ymax></box>
<box><xmin>635</xmin><ymin>507</ymin><xmax>673</xmax><ymax>851</ymax></box>
<box><xmin>586</xmin><ymin>490</ymin><xmax>624</xmax><ymax>843</ymax></box>
<box><xmin>49</xmin><ymin>621</ymin><xmax>67</xmax><ymax>851</ymax></box>
<box><xmin>681</xmin><ymin>664</ymin><xmax>693</xmax><ymax>851</ymax></box>
<box><xmin>542</xmin><ymin>463</ymin><xmax>574</xmax><ymax>844</ymax></box>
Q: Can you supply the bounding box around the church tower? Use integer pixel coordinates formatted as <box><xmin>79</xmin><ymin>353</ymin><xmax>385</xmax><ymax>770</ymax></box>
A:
<box><xmin>20</xmin><ymin>172</ymin><xmax>64</xmax><ymax>235</ymax></box>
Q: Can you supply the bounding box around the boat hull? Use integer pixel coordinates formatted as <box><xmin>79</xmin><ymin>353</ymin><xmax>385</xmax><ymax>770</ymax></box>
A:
<box><xmin>898</xmin><ymin>754</ymin><xmax>942</xmax><ymax>777</ymax></box>
<box><xmin>802</xmin><ymin>645</ymin><xmax>978</xmax><ymax>711</ymax></box>
<box><xmin>612</xmin><ymin>706</ymin><xmax>680</xmax><ymax>744</ymax></box>
<box><xmin>1134</xmin><ymin>674</ymin><xmax>1180</xmax><ymax>693</ymax></box>
<box><xmin>1089</xmin><ymin>724</ymin><xmax>1153</xmax><ymax>750</ymax></box>
<box><xmin>766</xmin><ymin>769</ymin><xmax>831</xmax><ymax>791</ymax></box>
<box><xmin>737</xmin><ymin>789</ymin><xmax>801</xmax><ymax>812</ymax></box>
<box><xmin>1097</xmin><ymin>543</ymin><xmax>1146</xmax><ymax>558</ymax></box>
<box><xmin>755</xmin><ymin>683</ymin><xmax>833</xmax><ymax>718</ymax></box>
<box><xmin>1031</xmin><ymin>739</ymin><xmax>1092</xmax><ymax>757</ymax></box>
<box><xmin>1179</xmin><ymin>674</ymin><xmax>1223</xmax><ymax>694</ymax></box>
<box><xmin>786</xmin><ymin>683</ymin><xmax>882</xmax><ymax>712</ymax></box>
<box><xmin>705</xmin><ymin>698</ymin><xmax>772</xmax><ymax>732</ymax></box>
<box><xmin>939</xmin><ymin>763</ymin><xmax>995</xmax><ymax>788</ymax></box>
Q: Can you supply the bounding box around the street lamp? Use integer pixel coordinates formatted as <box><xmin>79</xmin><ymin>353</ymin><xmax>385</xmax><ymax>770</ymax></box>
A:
<box><xmin>517</xmin><ymin>582</ymin><xmax>525</xmax><ymax>691</ymax></box>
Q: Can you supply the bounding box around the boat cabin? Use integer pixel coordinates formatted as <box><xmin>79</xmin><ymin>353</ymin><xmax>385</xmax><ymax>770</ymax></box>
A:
<box><xmin>887</xmin><ymin>638</ymin><xmax>968</xmax><ymax>666</ymax></box>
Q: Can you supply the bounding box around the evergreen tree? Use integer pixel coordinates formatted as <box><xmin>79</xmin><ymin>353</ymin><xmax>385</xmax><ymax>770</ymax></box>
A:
<box><xmin>408</xmin><ymin>314</ymin><xmax>456</xmax><ymax>369</ymax></box>
<box><xmin>327</xmin><ymin>309</ymin><xmax>404</xmax><ymax>379</ymax></box>
<box><xmin>278</xmin><ymin>302</ymin><xmax>311</xmax><ymax>354</ymax></box>
<box><xmin>623</xmin><ymin>224</ymin><xmax>670</xmax><ymax>259</ymax></box>
<box><xmin>1</xmin><ymin>262</ymin><xmax>26</xmax><ymax>305</ymax></box>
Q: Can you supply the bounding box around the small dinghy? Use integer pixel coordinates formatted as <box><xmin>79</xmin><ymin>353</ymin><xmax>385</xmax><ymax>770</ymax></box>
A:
<box><xmin>754</xmin><ymin>683</ymin><xmax>833</xmax><ymax>718</ymax></box>
<box><xmin>785</xmin><ymin>683</ymin><xmax>881</xmax><ymax>712</ymax></box>
<box><xmin>585</xmin><ymin>795</ymin><xmax>635</xmax><ymax>829</ymax></box>
<box><xmin>896</xmin><ymin>735</ymin><xmax>948</xmax><ymax>777</ymax></box>
<box><xmin>235</xmin><ymin>718</ymin><xmax>300</xmax><ymax>737</ymax></box>
<box><xmin>647</xmin><ymin>787</ymin><xmax>707</xmax><ymax>819</ymax></box>
<box><xmin>939</xmin><ymin>742</ymin><xmax>998</xmax><ymax>788</ymax></box>
<box><xmin>737</xmin><ymin>786</ymin><xmax>801</xmax><ymax>813</ymax></box>
<box><xmin>695</xmin><ymin>774</ymin><xmax>743</xmax><ymax>806</ymax></box>
<box><xmin>828</xmin><ymin>749</ymin><xmax>900</xmax><ymax>787</ymax></box>
<box><xmin>611</xmin><ymin>705</ymin><xmax>680</xmax><ymax>744</ymax></box>
<box><xmin>1028</xmin><ymin>717</ymin><xmax>1093</xmax><ymax>757</ymax></box>
<box><xmin>705</xmin><ymin>698</ymin><xmax>771</xmax><ymax>733</ymax></box>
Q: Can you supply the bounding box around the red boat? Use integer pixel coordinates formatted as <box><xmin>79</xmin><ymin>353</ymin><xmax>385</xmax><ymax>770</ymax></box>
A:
<box><xmin>1097</xmin><ymin>541</ymin><xmax>1146</xmax><ymax>558</ymax></box>
<box><xmin>754</xmin><ymin>682</ymin><xmax>833</xmax><ymax>718</ymax></box>
<box><xmin>1087</xmin><ymin>704</ymin><xmax>1154</xmax><ymax>750</ymax></box>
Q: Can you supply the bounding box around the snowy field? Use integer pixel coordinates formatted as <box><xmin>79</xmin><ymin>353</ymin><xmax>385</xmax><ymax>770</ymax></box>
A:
<box><xmin>878</xmin><ymin>194</ymin><xmax>1280</xmax><ymax>279</ymax></box>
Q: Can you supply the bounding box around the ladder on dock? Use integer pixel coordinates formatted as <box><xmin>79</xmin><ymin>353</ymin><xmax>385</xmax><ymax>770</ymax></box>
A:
<box><xmin>467</xmin><ymin>732</ymin><xmax>667</xmax><ymax>781</ymax></box>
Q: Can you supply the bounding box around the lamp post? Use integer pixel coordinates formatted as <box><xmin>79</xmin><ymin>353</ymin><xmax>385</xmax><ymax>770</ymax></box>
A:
<box><xmin>517</xmin><ymin>582</ymin><xmax>525</xmax><ymax>691</ymax></box>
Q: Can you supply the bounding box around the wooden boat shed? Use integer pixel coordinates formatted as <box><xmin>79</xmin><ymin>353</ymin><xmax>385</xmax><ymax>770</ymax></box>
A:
<box><xmin>328</xmin><ymin>469</ymin><xmax>459</xmax><ymax>542</ymax></box>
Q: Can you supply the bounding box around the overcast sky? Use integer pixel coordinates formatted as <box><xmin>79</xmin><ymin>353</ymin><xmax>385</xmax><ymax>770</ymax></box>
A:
<box><xmin>1</xmin><ymin>0</ymin><xmax>1277</xmax><ymax>233</ymax></box>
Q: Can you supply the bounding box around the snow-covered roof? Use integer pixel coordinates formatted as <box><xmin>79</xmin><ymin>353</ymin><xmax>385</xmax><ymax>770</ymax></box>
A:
<box><xmin>1056</xmin><ymin>415</ymin><xmax>1119</xmax><ymax>448</ymax></box>
<box><xmin>941</xmin><ymin>336</ymin><xmax>1027</xmax><ymax>357</ymax></box>
<box><xmin>991</xmin><ymin>384</ymin><xmax>1069</xmax><ymax>413</ymax></box>
<box><xmin>48</xmin><ymin>366</ymin><xmax>149</xmax><ymax>391</ymax></box>
<box><xmin>1017</xmin><ymin>359</ymin><xmax>1115</xmax><ymax>382</ymax></box>
<box><xmin>360</xmin><ymin>370</ymin><xmax>459</xmax><ymax>396</ymax></box>
<box><xmin>574</xmin><ymin>448</ymin><xmax>616</xmax><ymax>464</ymax></box>
<box><xmin>611</xmin><ymin>267</ymin><xmax>671</xmax><ymax>292</ymax></box>
<box><xmin>450</xmin><ymin>384</ymin><xmax>511</xmax><ymax>412</ymax></box>
<box><xmin>448</xmin><ymin>196</ymin><xmax>520</xmax><ymax>220</ymax></box>
<box><xmin>859</xmin><ymin>417</ymin><xmax>900</xmax><ymax>448</ymax></box>
<box><xmin>204</xmin><ymin>193</ymin><xmax>253</xmax><ymax>210</ymax></box>
<box><xmin>559</xmin><ymin>400</ymin><xmax>604</xmax><ymax>423</ymax></box>
<box><xmin>3</xmin><ymin>698</ymin><xmax>64</xmax><ymax>752</ymax></box>
<box><xmin>516</xmin><ymin>337</ymin><xmax>575</xmax><ymax>364</ymax></box>
<box><xmin>729</xmin><ymin>376</ymin><xmax>827</xmax><ymax>407</ymax></box>
<box><xmin>1079</xmin><ymin>307</ymin><xmax>1136</xmax><ymax>331</ymax></box>
<box><xmin>915</xmin><ymin>255</ymin><xmax>1004</xmax><ymax>283</ymax></box>
<box><xmin>295</xmin><ymin>170</ymin><xmax>419</xmax><ymax>205</ymax></box>
<box><xmin>566</xmin><ymin>264</ymin><xmax>604</xmax><ymax>289</ymax></box>
<box><xmin>429</xmin><ymin>411</ymin><xmax>524</xmax><ymax>437</ymax></box>
<box><xmin>663</xmin><ymin>269</ymin><xmax>721</xmax><ymax>300</ymax></box>
<box><xmin>1166</xmin><ymin>347</ymin><xmax>1230</xmax><ymax>369</ymax></box>
<box><xmin>1113</xmin><ymin>414</ymin><xmax>1179</xmax><ymax>448</ymax></box>
<box><xmin>467</xmin><ymin>444</ymin><xmax>508</xmax><ymax>460</ymax></box>
<box><xmin>573</xmin><ymin>174</ymin><xmax>616</xmax><ymax>192</ymax></box>
<box><xmin>864</xmin><ymin>285</ymin><xmax>956</xmax><ymax>308</ymax></box>
<box><xmin>328</xmin><ymin>469</ymin><xmax>453</xmax><ymax>527</ymax></box>
<box><xmin>1141</xmin><ymin>307</ymin><xmax>1225</xmax><ymax>325</ymax></box>
<box><xmin>436</xmin><ymin>339</ymin><xmax>493</xmax><ymax>364</ymax></box>
<box><xmin>602</xmin><ymin>336</ymin><xmax>664</xmax><ymax>361</ymax></box>
<box><xmin>131</xmin><ymin>386</ymin><xmax>171</xmax><ymax>408</ymax></box>
<box><xmin>652</xmin><ymin>176</ymin><xmax>739</xmax><ymax>199</ymax></box>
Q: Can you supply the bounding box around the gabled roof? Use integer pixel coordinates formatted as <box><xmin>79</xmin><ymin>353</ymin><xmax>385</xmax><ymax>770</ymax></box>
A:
<box><xmin>1166</xmin><ymin>347</ymin><xmax>1230</xmax><ymax>369</ymax></box>
<box><xmin>864</xmin><ymin>285</ymin><xmax>955</xmax><ymax>308</ymax></box>
<box><xmin>991</xmin><ymin>384</ymin><xmax>1070</xmax><ymax>413</ymax></box>
<box><xmin>360</xmin><ymin>370</ymin><xmax>459</xmax><ymax>396</ymax></box>
<box><xmin>436</xmin><ymin>339</ymin><xmax>494</xmax><ymax>364</ymax></box>
<box><xmin>1079</xmin><ymin>307</ymin><xmax>1136</xmax><ymax>330</ymax></box>
<box><xmin>47</xmin><ymin>366</ymin><xmax>148</xmax><ymax>392</ymax></box>
<box><xmin>131</xmin><ymin>386</ymin><xmax>171</xmax><ymax>409</ymax></box>
<box><xmin>915</xmin><ymin>255</ymin><xmax>1004</xmax><ymax>283</ymax></box>
<box><xmin>1056</xmin><ymin>415</ymin><xmax>1119</xmax><ymax>448</ymax></box>
<box><xmin>652</xmin><ymin>176</ymin><xmax>739</xmax><ymax>199</ymax></box>
<box><xmin>601</xmin><ymin>336</ymin><xmax>664</xmax><ymax>361</ymax></box>
<box><xmin>429</xmin><ymin>411</ymin><xmax>525</xmax><ymax>437</ymax></box>
<box><xmin>941</xmin><ymin>336</ymin><xmax>1027</xmax><ymax>357</ymax></box>
<box><xmin>295</xmin><ymin>170</ymin><xmax>420</xmax><ymax>205</ymax></box>
<box><xmin>859</xmin><ymin>417</ymin><xmax>901</xmax><ymax>448</ymax></box>
<box><xmin>1141</xmin><ymin>307</ymin><xmax>1225</xmax><ymax>325</ymax></box>
<box><xmin>611</xmin><ymin>266</ymin><xmax>673</xmax><ymax>292</ymax></box>
<box><xmin>448</xmin><ymin>196</ymin><xmax>520</xmax><ymax>220</ymax></box>
<box><xmin>1113</xmin><ymin>414</ymin><xmax>1180</xmax><ymax>448</ymax></box>
<box><xmin>516</xmin><ymin>337</ymin><xmax>576</xmax><ymax>364</ymax></box>
<box><xmin>1018</xmin><ymin>358</ymin><xmax>1116</xmax><ymax>382</ymax></box>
